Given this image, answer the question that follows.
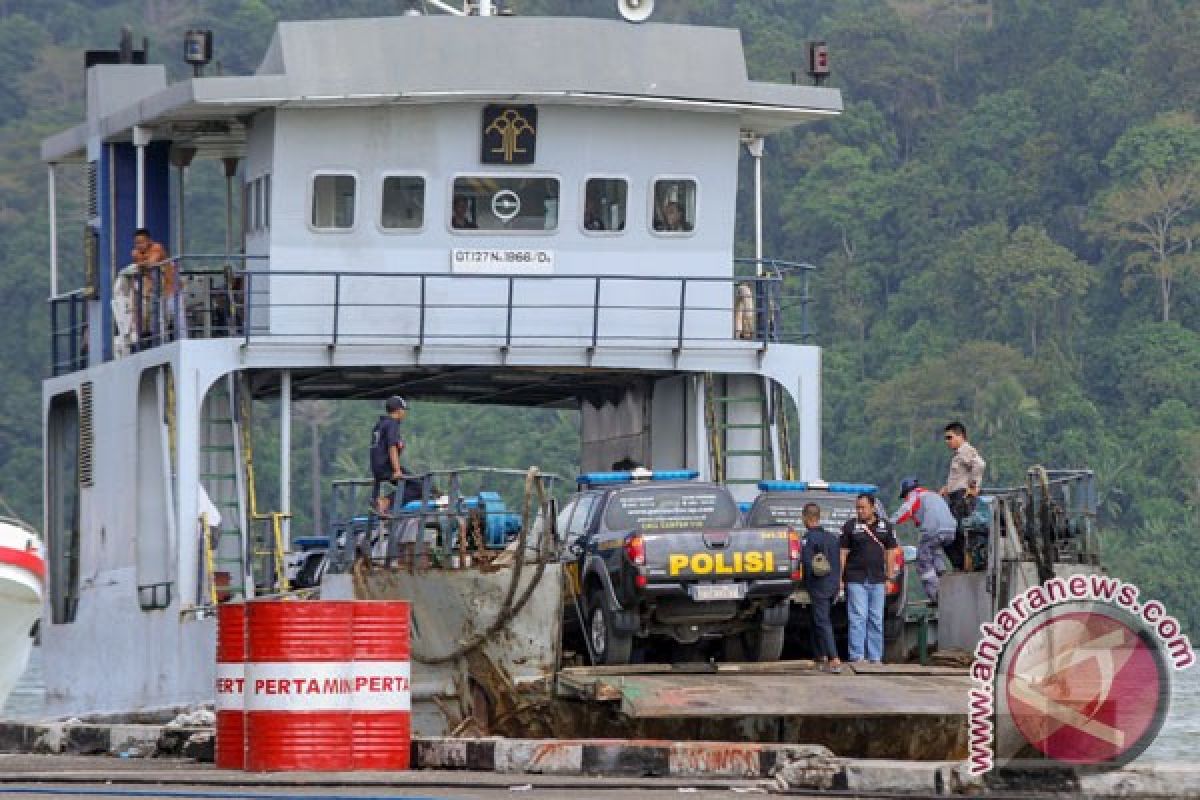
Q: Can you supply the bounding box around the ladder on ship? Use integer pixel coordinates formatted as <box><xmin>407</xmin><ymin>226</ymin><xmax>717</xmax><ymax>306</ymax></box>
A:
<box><xmin>198</xmin><ymin>374</ymin><xmax>289</xmax><ymax>605</ymax></box>
<box><xmin>199</xmin><ymin>374</ymin><xmax>251</xmax><ymax>601</ymax></box>
<box><xmin>704</xmin><ymin>374</ymin><xmax>793</xmax><ymax>486</ymax></box>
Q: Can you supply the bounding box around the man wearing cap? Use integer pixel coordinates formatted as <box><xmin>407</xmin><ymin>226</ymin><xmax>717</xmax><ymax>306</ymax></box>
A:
<box><xmin>369</xmin><ymin>396</ymin><xmax>409</xmax><ymax>516</ymax></box>
<box><xmin>892</xmin><ymin>477</ymin><xmax>957</xmax><ymax>603</ymax></box>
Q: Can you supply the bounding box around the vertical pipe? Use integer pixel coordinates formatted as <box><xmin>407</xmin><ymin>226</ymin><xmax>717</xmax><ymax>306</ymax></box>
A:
<box><xmin>222</xmin><ymin>157</ymin><xmax>239</xmax><ymax>263</ymax></box>
<box><xmin>746</xmin><ymin>136</ymin><xmax>765</xmax><ymax>273</ymax></box>
<box><xmin>224</xmin><ymin>175</ymin><xmax>233</xmax><ymax>259</ymax></box>
<box><xmin>48</xmin><ymin>165</ymin><xmax>58</xmax><ymax>297</ymax></box>
<box><xmin>133</xmin><ymin>126</ymin><xmax>150</xmax><ymax>228</ymax></box>
<box><xmin>279</xmin><ymin>370</ymin><xmax>292</xmax><ymax>549</ymax></box>
<box><xmin>175</xmin><ymin>166</ymin><xmax>186</xmax><ymax>260</ymax></box>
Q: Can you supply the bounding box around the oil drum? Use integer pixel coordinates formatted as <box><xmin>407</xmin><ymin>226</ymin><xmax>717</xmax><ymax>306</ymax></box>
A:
<box><xmin>214</xmin><ymin>602</ymin><xmax>245</xmax><ymax>769</ymax></box>
<box><xmin>351</xmin><ymin>601</ymin><xmax>412</xmax><ymax>770</ymax></box>
<box><xmin>244</xmin><ymin>600</ymin><xmax>354</xmax><ymax>771</ymax></box>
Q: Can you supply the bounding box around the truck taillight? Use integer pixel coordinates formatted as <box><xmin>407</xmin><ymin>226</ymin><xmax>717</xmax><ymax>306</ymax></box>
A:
<box><xmin>788</xmin><ymin>529</ymin><xmax>802</xmax><ymax>580</ymax></box>
<box><xmin>625</xmin><ymin>534</ymin><xmax>646</xmax><ymax>566</ymax></box>
<box><xmin>886</xmin><ymin>548</ymin><xmax>906</xmax><ymax>595</ymax></box>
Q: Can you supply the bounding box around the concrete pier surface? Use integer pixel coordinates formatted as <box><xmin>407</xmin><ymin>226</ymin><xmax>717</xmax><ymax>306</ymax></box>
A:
<box><xmin>3</xmin><ymin>750</ymin><xmax>1200</xmax><ymax>798</ymax></box>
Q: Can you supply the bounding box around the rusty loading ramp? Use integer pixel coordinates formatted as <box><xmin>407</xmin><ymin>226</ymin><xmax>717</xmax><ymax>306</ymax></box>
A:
<box><xmin>554</xmin><ymin>661</ymin><xmax>972</xmax><ymax>760</ymax></box>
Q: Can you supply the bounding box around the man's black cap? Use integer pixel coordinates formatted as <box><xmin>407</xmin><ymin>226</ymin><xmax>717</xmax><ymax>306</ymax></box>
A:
<box><xmin>385</xmin><ymin>395</ymin><xmax>408</xmax><ymax>412</ymax></box>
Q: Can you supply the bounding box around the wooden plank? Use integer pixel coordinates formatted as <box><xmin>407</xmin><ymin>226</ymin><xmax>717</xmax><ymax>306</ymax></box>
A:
<box><xmin>603</xmin><ymin>674</ymin><xmax>972</xmax><ymax>718</ymax></box>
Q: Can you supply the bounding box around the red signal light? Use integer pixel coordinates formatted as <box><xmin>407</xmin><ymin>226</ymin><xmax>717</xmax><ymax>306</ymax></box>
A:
<box><xmin>625</xmin><ymin>534</ymin><xmax>646</xmax><ymax>566</ymax></box>
<box><xmin>807</xmin><ymin>41</ymin><xmax>830</xmax><ymax>82</ymax></box>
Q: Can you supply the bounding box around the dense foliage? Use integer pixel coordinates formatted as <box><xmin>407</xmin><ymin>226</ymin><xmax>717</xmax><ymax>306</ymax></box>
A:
<box><xmin>0</xmin><ymin>1</ymin><xmax>1196</xmax><ymax>627</ymax></box>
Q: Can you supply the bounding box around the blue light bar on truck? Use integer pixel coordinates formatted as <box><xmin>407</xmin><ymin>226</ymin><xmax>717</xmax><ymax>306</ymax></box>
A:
<box><xmin>577</xmin><ymin>469</ymin><xmax>700</xmax><ymax>487</ymax></box>
<box><xmin>757</xmin><ymin>480</ymin><xmax>878</xmax><ymax>495</ymax></box>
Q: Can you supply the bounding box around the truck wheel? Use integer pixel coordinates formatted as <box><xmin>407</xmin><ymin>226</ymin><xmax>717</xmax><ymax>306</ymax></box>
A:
<box><xmin>732</xmin><ymin>625</ymin><xmax>784</xmax><ymax>662</ymax></box>
<box><xmin>884</xmin><ymin>616</ymin><xmax>909</xmax><ymax>663</ymax></box>
<box><xmin>588</xmin><ymin>589</ymin><xmax>633</xmax><ymax>665</ymax></box>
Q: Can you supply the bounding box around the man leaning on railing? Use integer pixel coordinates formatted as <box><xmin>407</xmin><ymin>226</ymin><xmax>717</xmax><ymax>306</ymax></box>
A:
<box><xmin>129</xmin><ymin>228</ymin><xmax>182</xmax><ymax>348</ymax></box>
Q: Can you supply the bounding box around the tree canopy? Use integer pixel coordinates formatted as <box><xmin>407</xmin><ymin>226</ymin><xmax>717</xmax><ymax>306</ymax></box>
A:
<box><xmin>0</xmin><ymin>0</ymin><xmax>1196</xmax><ymax>627</ymax></box>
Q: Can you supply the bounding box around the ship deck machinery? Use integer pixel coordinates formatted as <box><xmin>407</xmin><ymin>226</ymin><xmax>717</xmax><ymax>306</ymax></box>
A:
<box><xmin>39</xmin><ymin>9</ymin><xmax>967</xmax><ymax>758</ymax></box>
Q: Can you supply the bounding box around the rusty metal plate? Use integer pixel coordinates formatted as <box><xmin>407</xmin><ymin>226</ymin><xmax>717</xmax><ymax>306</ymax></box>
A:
<box><xmin>575</xmin><ymin>673</ymin><xmax>971</xmax><ymax>719</ymax></box>
<box><xmin>847</xmin><ymin>663</ymin><xmax>967</xmax><ymax>676</ymax></box>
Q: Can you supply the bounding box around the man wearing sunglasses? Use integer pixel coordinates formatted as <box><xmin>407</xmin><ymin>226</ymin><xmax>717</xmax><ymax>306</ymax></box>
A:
<box><xmin>940</xmin><ymin>421</ymin><xmax>986</xmax><ymax>520</ymax></box>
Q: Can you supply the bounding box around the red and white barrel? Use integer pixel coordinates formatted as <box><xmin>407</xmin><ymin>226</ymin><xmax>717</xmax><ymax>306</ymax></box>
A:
<box><xmin>351</xmin><ymin>601</ymin><xmax>412</xmax><ymax>770</ymax></box>
<box><xmin>214</xmin><ymin>603</ymin><xmax>246</xmax><ymax>769</ymax></box>
<box><xmin>244</xmin><ymin>601</ymin><xmax>355</xmax><ymax>772</ymax></box>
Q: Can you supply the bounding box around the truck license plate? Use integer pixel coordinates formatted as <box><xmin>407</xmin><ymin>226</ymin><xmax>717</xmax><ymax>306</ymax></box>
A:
<box><xmin>690</xmin><ymin>583</ymin><xmax>745</xmax><ymax>602</ymax></box>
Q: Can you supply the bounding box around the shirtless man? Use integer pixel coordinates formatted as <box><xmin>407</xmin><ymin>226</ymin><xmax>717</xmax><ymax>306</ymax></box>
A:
<box><xmin>131</xmin><ymin>228</ymin><xmax>177</xmax><ymax>339</ymax></box>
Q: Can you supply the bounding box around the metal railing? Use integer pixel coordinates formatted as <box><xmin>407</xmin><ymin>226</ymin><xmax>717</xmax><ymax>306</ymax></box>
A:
<box><xmin>48</xmin><ymin>256</ymin><xmax>818</xmax><ymax>372</ymax></box>
<box><xmin>323</xmin><ymin>467</ymin><xmax>563</xmax><ymax>574</ymax></box>
<box><xmin>49</xmin><ymin>289</ymin><xmax>89</xmax><ymax>376</ymax></box>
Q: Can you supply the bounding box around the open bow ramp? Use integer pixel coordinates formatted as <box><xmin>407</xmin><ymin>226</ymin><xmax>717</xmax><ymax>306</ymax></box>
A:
<box><xmin>556</xmin><ymin>662</ymin><xmax>972</xmax><ymax>760</ymax></box>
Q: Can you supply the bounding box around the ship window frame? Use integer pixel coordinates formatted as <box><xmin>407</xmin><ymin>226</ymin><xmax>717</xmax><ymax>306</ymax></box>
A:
<box><xmin>252</xmin><ymin>177</ymin><xmax>263</xmax><ymax>232</ymax></box>
<box><xmin>580</xmin><ymin>176</ymin><xmax>629</xmax><ymax>237</ymax></box>
<box><xmin>448</xmin><ymin>173</ymin><xmax>561</xmax><ymax>235</ymax></box>
<box><xmin>309</xmin><ymin>171</ymin><xmax>359</xmax><ymax>233</ymax></box>
<box><xmin>378</xmin><ymin>172</ymin><xmax>428</xmax><ymax>234</ymax></box>
<box><xmin>242</xmin><ymin>182</ymin><xmax>252</xmax><ymax>238</ymax></box>
<box><xmin>650</xmin><ymin>176</ymin><xmax>698</xmax><ymax>237</ymax></box>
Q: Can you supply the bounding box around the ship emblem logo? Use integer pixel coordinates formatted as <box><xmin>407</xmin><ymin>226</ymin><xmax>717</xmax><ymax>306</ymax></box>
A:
<box><xmin>482</xmin><ymin>105</ymin><xmax>537</xmax><ymax>165</ymax></box>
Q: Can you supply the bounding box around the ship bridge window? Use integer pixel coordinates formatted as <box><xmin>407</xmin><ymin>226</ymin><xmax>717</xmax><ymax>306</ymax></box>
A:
<box><xmin>583</xmin><ymin>178</ymin><xmax>627</xmax><ymax>234</ymax></box>
<box><xmin>451</xmin><ymin>176</ymin><xmax>559</xmax><ymax>232</ymax></box>
<box><xmin>381</xmin><ymin>175</ymin><xmax>425</xmax><ymax>230</ymax></box>
<box><xmin>311</xmin><ymin>173</ymin><xmax>357</xmax><ymax>230</ymax></box>
<box><xmin>652</xmin><ymin>178</ymin><xmax>696</xmax><ymax>234</ymax></box>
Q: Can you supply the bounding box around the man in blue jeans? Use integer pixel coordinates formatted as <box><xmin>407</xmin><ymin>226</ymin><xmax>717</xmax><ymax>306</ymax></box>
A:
<box><xmin>841</xmin><ymin>494</ymin><xmax>900</xmax><ymax>664</ymax></box>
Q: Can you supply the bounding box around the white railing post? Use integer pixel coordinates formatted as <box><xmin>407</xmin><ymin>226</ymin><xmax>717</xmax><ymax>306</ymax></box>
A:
<box><xmin>133</xmin><ymin>126</ymin><xmax>151</xmax><ymax>229</ymax></box>
<box><xmin>48</xmin><ymin>164</ymin><xmax>58</xmax><ymax>297</ymax></box>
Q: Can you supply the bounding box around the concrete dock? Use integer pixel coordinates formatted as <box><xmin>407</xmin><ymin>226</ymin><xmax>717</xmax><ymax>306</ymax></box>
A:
<box><xmin>2</xmin><ymin>722</ymin><xmax>1199</xmax><ymax>797</ymax></box>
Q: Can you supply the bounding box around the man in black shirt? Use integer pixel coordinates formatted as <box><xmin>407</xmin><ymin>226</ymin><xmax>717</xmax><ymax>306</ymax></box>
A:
<box><xmin>801</xmin><ymin>502</ymin><xmax>843</xmax><ymax>673</ymax></box>
<box><xmin>369</xmin><ymin>395</ymin><xmax>409</xmax><ymax>515</ymax></box>
<box><xmin>840</xmin><ymin>493</ymin><xmax>900</xmax><ymax>664</ymax></box>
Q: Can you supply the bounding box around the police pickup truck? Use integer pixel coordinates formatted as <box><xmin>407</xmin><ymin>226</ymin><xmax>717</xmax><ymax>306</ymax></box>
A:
<box><xmin>559</xmin><ymin>469</ymin><xmax>799</xmax><ymax>665</ymax></box>
<box><xmin>746</xmin><ymin>481</ymin><xmax>914</xmax><ymax>662</ymax></box>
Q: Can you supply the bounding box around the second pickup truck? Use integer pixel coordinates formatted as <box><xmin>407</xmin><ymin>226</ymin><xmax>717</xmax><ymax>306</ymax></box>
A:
<box><xmin>559</xmin><ymin>471</ymin><xmax>799</xmax><ymax>664</ymax></box>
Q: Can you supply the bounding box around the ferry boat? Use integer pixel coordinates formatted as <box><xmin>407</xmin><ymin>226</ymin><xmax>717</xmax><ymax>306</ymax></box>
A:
<box><xmin>37</xmin><ymin>1</ymin><xmax>986</xmax><ymax>745</ymax></box>
<box><xmin>0</xmin><ymin>518</ymin><xmax>43</xmax><ymax>708</ymax></box>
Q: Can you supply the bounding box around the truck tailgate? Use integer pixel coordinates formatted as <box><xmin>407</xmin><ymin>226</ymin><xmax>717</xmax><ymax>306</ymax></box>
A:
<box><xmin>640</xmin><ymin>528</ymin><xmax>793</xmax><ymax>581</ymax></box>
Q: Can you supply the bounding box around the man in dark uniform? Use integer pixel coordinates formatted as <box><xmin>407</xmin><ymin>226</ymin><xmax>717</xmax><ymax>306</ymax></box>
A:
<box><xmin>841</xmin><ymin>494</ymin><xmax>900</xmax><ymax>664</ymax></box>
<box><xmin>801</xmin><ymin>502</ymin><xmax>843</xmax><ymax>673</ymax></box>
<box><xmin>369</xmin><ymin>395</ymin><xmax>409</xmax><ymax>515</ymax></box>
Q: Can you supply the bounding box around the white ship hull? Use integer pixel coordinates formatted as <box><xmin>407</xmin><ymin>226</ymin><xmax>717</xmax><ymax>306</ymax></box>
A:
<box><xmin>0</xmin><ymin>521</ymin><xmax>44</xmax><ymax>710</ymax></box>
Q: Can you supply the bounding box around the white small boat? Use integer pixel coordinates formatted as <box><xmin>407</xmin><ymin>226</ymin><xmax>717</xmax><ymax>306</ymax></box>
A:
<box><xmin>0</xmin><ymin>518</ymin><xmax>43</xmax><ymax>709</ymax></box>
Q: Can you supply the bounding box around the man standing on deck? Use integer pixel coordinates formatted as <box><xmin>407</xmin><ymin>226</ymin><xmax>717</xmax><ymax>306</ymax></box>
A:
<box><xmin>370</xmin><ymin>396</ymin><xmax>409</xmax><ymax>516</ymax></box>
<box><xmin>802</xmin><ymin>502</ymin><xmax>843</xmax><ymax>673</ymax></box>
<box><xmin>892</xmin><ymin>477</ymin><xmax>957</xmax><ymax>604</ymax></box>
<box><xmin>940</xmin><ymin>421</ymin><xmax>986</xmax><ymax>520</ymax></box>
<box><xmin>841</xmin><ymin>494</ymin><xmax>900</xmax><ymax>664</ymax></box>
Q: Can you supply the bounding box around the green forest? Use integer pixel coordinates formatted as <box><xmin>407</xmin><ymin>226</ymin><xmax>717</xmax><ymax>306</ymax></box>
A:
<box><xmin>0</xmin><ymin>1</ymin><xmax>1196</xmax><ymax>627</ymax></box>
